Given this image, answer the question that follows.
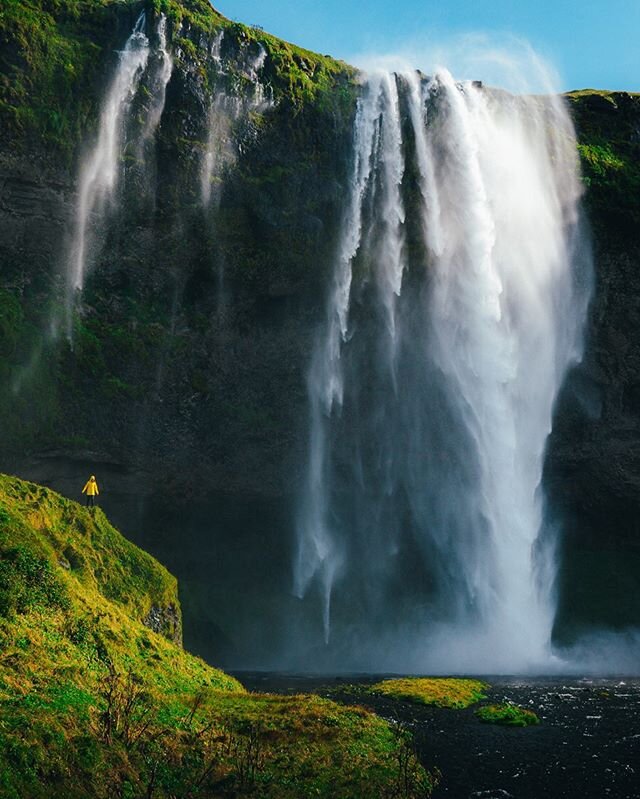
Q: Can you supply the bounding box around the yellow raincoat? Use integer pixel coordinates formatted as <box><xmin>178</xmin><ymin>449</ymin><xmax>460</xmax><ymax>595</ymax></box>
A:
<box><xmin>82</xmin><ymin>476</ymin><xmax>99</xmax><ymax>496</ymax></box>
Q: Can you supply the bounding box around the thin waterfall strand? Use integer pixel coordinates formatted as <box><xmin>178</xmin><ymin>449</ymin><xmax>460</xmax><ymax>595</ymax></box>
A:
<box><xmin>294</xmin><ymin>74</ymin><xmax>407</xmax><ymax>640</ymax></box>
<box><xmin>201</xmin><ymin>42</ymin><xmax>269</xmax><ymax>207</ymax></box>
<box><xmin>139</xmin><ymin>14</ymin><xmax>173</xmax><ymax>152</ymax></box>
<box><xmin>67</xmin><ymin>12</ymin><xmax>149</xmax><ymax>305</ymax></box>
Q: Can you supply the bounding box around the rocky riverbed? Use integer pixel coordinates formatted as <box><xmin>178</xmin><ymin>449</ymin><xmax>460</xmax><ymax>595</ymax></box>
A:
<box><xmin>235</xmin><ymin>673</ymin><xmax>640</xmax><ymax>799</ymax></box>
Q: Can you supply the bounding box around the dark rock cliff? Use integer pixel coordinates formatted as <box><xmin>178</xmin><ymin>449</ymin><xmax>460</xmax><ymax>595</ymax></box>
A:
<box><xmin>546</xmin><ymin>91</ymin><xmax>640</xmax><ymax>641</ymax></box>
<box><xmin>0</xmin><ymin>0</ymin><xmax>355</xmax><ymax>498</ymax></box>
<box><xmin>1</xmin><ymin>1</ymin><xmax>639</xmax><ymax>662</ymax></box>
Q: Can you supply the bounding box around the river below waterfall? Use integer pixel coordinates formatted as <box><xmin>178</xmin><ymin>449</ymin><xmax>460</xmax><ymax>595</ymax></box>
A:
<box><xmin>233</xmin><ymin>673</ymin><xmax>640</xmax><ymax>798</ymax></box>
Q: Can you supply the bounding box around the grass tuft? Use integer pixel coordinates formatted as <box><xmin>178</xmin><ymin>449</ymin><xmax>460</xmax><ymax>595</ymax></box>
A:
<box><xmin>475</xmin><ymin>703</ymin><xmax>540</xmax><ymax>727</ymax></box>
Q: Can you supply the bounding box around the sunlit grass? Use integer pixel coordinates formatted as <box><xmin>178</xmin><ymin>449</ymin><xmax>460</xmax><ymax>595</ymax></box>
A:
<box><xmin>371</xmin><ymin>677</ymin><xmax>488</xmax><ymax>709</ymax></box>
<box><xmin>0</xmin><ymin>473</ymin><xmax>434</xmax><ymax>797</ymax></box>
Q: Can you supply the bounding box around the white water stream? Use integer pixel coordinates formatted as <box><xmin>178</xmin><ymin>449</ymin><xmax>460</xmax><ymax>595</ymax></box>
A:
<box><xmin>200</xmin><ymin>40</ymin><xmax>269</xmax><ymax>207</ymax></box>
<box><xmin>67</xmin><ymin>12</ymin><xmax>149</xmax><ymax>310</ymax></box>
<box><xmin>295</xmin><ymin>69</ymin><xmax>591</xmax><ymax>671</ymax></box>
<box><xmin>138</xmin><ymin>14</ymin><xmax>173</xmax><ymax>155</ymax></box>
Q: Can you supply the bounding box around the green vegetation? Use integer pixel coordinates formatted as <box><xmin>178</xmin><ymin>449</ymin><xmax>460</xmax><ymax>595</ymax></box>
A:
<box><xmin>371</xmin><ymin>677</ymin><xmax>488</xmax><ymax>709</ymax></box>
<box><xmin>567</xmin><ymin>89</ymin><xmax>640</xmax><ymax>99</ymax></box>
<box><xmin>246</xmin><ymin>24</ymin><xmax>356</xmax><ymax>110</ymax></box>
<box><xmin>0</xmin><ymin>0</ymin><xmax>355</xmax><ymax>156</ymax></box>
<box><xmin>0</xmin><ymin>0</ymin><xmax>122</xmax><ymax>154</ymax></box>
<box><xmin>567</xmin><ymin>90</ymin><xmax>640</xmax><ymax>239</ymax></box>
<box><xmin>475</xmin><ymin>703</ymin><xmax>540</xmax><ymax>727</ymax></box>
<box><xmin>0</xmin><ymin>473</ymin><xmax>435</xmax><ymax>798</ymax></box>
<box><xmin>577</xmin><ymin>142</ymin><xmax>625</xmax><ymax>177</ymax></box>
<box><xmin>0</xmin><ymin>472</ymin><xmax>181</xmax><ymax>639</ymax></box>
<box><xmin>152</xmin><ymin>0</ymin><xmax>225</xmax><ymax>34</ymax></box>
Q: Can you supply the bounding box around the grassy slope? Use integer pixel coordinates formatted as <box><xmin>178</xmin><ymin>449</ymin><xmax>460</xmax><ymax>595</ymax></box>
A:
<box><xmin>0</xmin><ymin>474</ymin><xmax>432</xmax><ymax>798</ymax></box>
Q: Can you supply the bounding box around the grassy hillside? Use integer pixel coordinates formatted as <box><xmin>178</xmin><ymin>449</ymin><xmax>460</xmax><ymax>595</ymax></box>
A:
<box><xmin>0</xmin><ymin>474</ymin><xmax>434</xmax><ymax>798</ymax></box>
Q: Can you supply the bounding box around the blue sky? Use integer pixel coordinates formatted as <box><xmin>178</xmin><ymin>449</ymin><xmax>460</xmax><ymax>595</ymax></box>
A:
<box><xmin>215</xmin><ymin>0</ymin><xmax>640</xmax><ymax>92</ymax></box>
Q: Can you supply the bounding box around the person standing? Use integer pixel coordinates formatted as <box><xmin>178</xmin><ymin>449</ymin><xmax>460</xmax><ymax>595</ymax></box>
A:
<box><xmin>82</xmin><ymin>475</ymin><xmax>99</xmax><ymax>507</ymax></box>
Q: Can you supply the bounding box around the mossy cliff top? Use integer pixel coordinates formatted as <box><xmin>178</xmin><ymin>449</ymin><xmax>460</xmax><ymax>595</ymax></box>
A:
<box><xmin>0</xmin><ymin>0</ymin><xmax>356</xmax><ymax>156</ymax></box>
<box><xmin>2</xmin><ymin>0</ymin><xmax>638</xmax><ymax>210</ymax></box>
<box><xmin>566</xmin><ymin>90</ymin><xmax>640</xmax><ymax>240</ymax></box>
<box><xmin>0</xmin><ymin>473</ymin><xmax>434</xmax><ymax>798</ymax></box>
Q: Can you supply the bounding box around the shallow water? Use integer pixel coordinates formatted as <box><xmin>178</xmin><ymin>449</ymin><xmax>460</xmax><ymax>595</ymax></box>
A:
<box><xmin>233</xmin><ymin>673</ymin><xmax>640</xmax><ymax>799</ymax></box>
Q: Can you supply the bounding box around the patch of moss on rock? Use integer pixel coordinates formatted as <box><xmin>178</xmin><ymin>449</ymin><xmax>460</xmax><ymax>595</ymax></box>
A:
<box><xmin>371</xmin><ymin>677</ymin><xmax>488</xmax><ymax>709</ymax></box>
<box><xmin>0</xmin><ymin>0</ymin><xmax>130</xmax><ymax>156</ymax></box>
<box><xmin>567</xmin><ymin>90</ymin><xmax>640</xmax><ymax>241</ymax></box>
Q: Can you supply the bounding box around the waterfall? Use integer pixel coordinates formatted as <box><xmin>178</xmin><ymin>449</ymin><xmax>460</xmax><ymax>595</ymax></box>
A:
<box><xmin>65</xmin><ymin>12</ymin><xmax>150</xmax><ymax>325</ymax></box>
<box><xmin>138</xmin><ymin>14</ymin><xmax>173</xmax><ymax>154</ymax></box>
<box><xmin>200</xmin><ymin>41</ymin><xmax>270</xmax><ymax>207</ymax></box>
<box><xmin>295</xmin><ymin>69</ymin><xmax>591</xmax><ymax>671</ymax></box>
<box><xmin>200</xmin><ymin>91</ymin><xmax>243</xmax><ymax>207</ymax></box>
<box><xmin>294</xmin><ymin>73</ymin><xmax>407</xmax><ymax>641</ymax></box>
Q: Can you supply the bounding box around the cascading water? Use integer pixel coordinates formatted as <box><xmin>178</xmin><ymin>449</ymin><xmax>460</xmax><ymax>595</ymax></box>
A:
<box><xmin>138</xmin><ymin>14</ymin><xmax>173</xmax><ymax>155</ymax></box>
<box><xmin>200</xmin><ymin>40</ymin><xmax>270</xmax><ymax>207</ymax></box>
<box><xmin>295</xmin><ymin>69</ymin><xmax>592</xmax><ymax>672</ymax></box>
<box><xmin>65</xmin><ymin>12</ymin><xmax>150</xmax><ymax>327</ymax></box>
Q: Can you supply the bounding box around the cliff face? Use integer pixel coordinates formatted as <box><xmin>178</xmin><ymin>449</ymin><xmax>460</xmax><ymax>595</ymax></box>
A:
<box><xmin>1</xmin><ymin>0</ymin><xmax>640</xmax><ymax>660</ymax></box>
<box><xmin>546</xmin><ymin>91</ymin><xmax>640</xmax><ymax>640</ymax></box>
<box><xmin>0</xmin><ymin>0</ymin><xmax>355</xmax><ymax>497</ymax></box>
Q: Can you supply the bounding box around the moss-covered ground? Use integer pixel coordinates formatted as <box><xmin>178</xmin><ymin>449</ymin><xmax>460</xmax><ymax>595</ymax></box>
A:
<box><xmin>0</xmin><ymin>473</ymin><xmax>434</xmax><ymax>798</ymax></box>
<box><xmin>370</xmin><ymin>677</ymin><xmax>488</xmax><ymax>709</ymax></box>
<box><xmin>475</xmin><ymin>703</ymin><xmax>540</xmax><ymax>727</ymax></box>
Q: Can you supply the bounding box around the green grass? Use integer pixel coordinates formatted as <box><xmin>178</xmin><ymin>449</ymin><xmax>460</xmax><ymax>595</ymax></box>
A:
<box><xmin>371</xmin><ymin>677</ymin><xmax>488</xmax><ymax>709</ymax></box>
<box><xmin>475</xmin><ymin>703</ymin><xmax>540</xmax><ymax>727</ymax></box>
<box><xmin>0</xmin><ymin>473</ymin><xmax>435</xmax><ymax>798</ymax></box>
<box><xmin>566</xmin><ymin>89</ymin><xmax>640</xmax><ymax>98</ymax></box>
<box><xmin>577</xmin><ymin>142</ymin><xmax>626</xmax><ymax>177</ymax></box>
<box><xmin>0</xmin><ymin>473</ymin><xmax>182</xmax><ymax>640</ymax></box>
